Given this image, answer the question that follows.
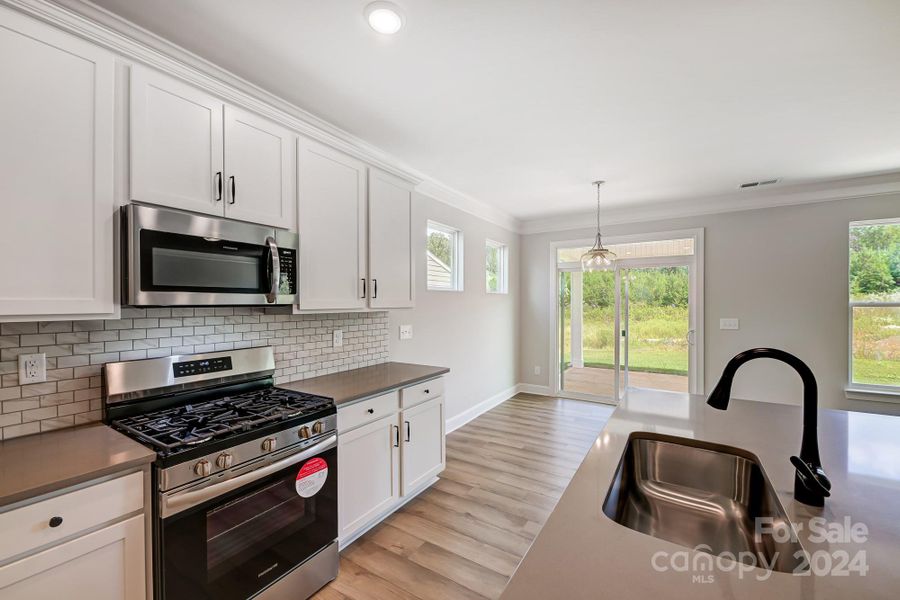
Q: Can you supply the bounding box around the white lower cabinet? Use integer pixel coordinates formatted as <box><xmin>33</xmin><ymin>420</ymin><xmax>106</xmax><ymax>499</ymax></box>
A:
<box><xmin>337</xmin><ymin>414</ymin><xmax>400</xmax><ymax>541</ymax></box>
<box><xmin>0</xmin><ymin>515</ymin><xmax>145</xmax><ymax>600</ymax></box>
<box><xmin>337</xmin><ymin>378</ymin><xmax>445</xmax><ymax>545</ymax></box>
<box><xmin>400</xmin><ymin>396</ymin><xmax>446</xmax><ymax>496</ymax></box>
<box><xmin>0</xmin><ymin>471</ymin><xmax>146</xmax><ymax>600</ymax></box>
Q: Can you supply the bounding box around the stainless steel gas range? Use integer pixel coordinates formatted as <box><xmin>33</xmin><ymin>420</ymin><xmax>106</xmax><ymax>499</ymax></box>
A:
<box><xmin>103</xmin><ymin>347</ymin><xmax>338</xmax><ymax>600</ymax></box>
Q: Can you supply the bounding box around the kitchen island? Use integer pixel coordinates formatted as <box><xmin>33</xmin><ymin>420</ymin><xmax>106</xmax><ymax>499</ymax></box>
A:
<box><xmin>502</xmin><ymin>389</ymin><xmax>900</xmax><ymax>599</ymax></box>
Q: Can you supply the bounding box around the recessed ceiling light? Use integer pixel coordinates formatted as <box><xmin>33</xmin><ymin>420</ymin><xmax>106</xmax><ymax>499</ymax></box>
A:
<box><xmin>365</xmin><ymin>2</ymin><xmax>404</xmax><ymax>35</ymax></box>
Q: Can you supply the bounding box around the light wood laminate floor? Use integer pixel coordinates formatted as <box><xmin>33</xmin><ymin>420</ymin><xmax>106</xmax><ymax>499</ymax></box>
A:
<box><xmin>313</xmin><ymin>393</ymin><xmax>614</xmax><ymax>600</ymax></box>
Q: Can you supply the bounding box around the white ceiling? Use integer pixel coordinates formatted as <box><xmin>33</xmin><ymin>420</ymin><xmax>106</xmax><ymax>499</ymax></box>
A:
<box><xmin>89</xmin><ymin>0</ymin><xmax>900</xmax><ymax>221</ymax></box>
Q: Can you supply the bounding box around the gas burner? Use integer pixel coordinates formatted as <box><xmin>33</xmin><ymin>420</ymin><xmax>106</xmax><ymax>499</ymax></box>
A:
<box><xmin>113</xmin><ymin>387</ymin><xmax>333</xmax><ymax>454</ymax></box>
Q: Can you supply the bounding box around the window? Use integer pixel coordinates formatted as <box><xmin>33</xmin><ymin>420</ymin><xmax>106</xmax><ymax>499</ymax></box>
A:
<box><xmin>849</xmin><ymin>219</ymin><xmax>900</xmax><ymax>393</ymax></box>
<box><xmin>485</xmin><ymin>240</ymin><xmax>508</xmax><ymax>294</ymax></box>
<box><xmin>427</xmin><ymin>221</ymin><xmax>463</xmax><ymax>291</ymax></box>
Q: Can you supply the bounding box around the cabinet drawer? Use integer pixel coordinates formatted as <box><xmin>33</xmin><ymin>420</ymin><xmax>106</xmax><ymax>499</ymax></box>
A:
<box><xmin>0</xmin><ymin>471</ymin><xmax>143</xmax><ymax>563</ymax></box>
<box><xmin>338</xmin><ymin>391</ymin><xmax>399</xmax><ymax>432</ymax></box>
<box><xmin>401</xmin><ymin>377</ymin><xmax>444</xmax><ymax>408</ymax></box>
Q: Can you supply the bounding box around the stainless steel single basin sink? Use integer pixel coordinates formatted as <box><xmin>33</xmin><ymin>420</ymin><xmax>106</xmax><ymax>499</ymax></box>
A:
<box><xmin>602</xmin><ymin>433</ymin><xmax>807</xmax><ymax>573</ymax></box>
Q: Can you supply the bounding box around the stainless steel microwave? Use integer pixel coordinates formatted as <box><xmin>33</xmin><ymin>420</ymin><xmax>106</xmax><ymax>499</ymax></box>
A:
<box><xmin>122</xmin><ymin>204</ymin><xmax>298</xmax><ymax>306</ymax></box>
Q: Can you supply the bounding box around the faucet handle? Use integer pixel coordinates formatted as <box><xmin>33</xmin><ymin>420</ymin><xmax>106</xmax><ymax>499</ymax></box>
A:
<box><xmin>790</xmin><ymin>455</ymin><xmax>832</xmax><ymax>496</ymax></box>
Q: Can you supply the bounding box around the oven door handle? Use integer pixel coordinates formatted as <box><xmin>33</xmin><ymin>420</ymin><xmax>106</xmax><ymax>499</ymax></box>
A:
<box><xmin>265</xmin><ymin>235</ymin><xmax>280</xmax><ymax>303</ymax></box>
<box><xmin>161</xmin><ymin>434</ymin><xmax>337</xmax><ymax>518</ymax></box>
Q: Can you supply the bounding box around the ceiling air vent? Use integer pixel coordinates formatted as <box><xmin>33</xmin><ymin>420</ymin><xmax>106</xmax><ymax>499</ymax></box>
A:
<box><xmin>739</xmin><ymin>178</ymin><xmax>779</xmax><ymax>189</ymax></box>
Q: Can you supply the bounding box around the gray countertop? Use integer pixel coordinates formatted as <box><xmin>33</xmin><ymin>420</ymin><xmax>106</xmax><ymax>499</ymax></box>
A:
<box><xmin>502</xmin><ymin>389</ymin><xmax>900</xmax><ymax>599</ymax></box>
<box><xmin>279</xmin><ymin>362</ymin><xmax>449</xmax><ymax>407</ymax></box>
<box><xmin>0</xmin><ymin>424</ymin><xmax>155</xmax><ymax>508</ymax></box>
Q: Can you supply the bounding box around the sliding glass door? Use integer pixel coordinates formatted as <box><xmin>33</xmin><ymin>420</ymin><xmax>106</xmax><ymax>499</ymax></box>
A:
<box><xmin>555</xmin><ymin>235</ymin><xmax>701</xmax><ymax>402</ymax></box>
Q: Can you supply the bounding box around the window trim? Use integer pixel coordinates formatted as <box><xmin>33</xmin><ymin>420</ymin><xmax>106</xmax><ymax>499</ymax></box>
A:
<box><xmin>426</xmin><ymin>220</ymin><xmax>464</xmax><ymax>292</ymax></box>
<box><xmin>847</xmin><ymin>217</ymin><xmax>900</xmax><ymax>401</ymax></box>
<box><xmin>485</xmin><ymin>239</ymin><xmax>508</xmax><ymax>294</ymax></box>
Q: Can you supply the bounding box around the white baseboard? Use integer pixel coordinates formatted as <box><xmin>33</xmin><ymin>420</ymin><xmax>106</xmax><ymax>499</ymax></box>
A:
<box><xmin>444</xmin><ymin>383</ymin><xmax>559</xmax><ymax>433</ymax></box>
<box><xmin>445</xmin><ymin>384</ymin><xmax>519</xmax><ymax>433</ymax></box>
<box><xmin>516</xmin><ymin>383</ymin><xmax>554</xmax><ymax>396</ymax></box>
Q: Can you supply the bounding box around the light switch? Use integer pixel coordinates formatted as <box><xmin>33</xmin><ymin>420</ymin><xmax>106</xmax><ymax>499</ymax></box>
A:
<box><xmin>399</xmin><ymin>324</ymin><xmax>413</xmax><ymax>340</ymax></box>
<box><xmin>534</xmin><ymin>365</ymin><xmax>541</xmax><ymax>375</ymax></box>
<box><xmin>333</xmin><ymin>330</ymin><xmax>343</xmax><ymax>347</ymax></box>
<box><xmin>720</xmin><ymin>318</ymin><xmax>740</xmax><ymax>330</ymax></box>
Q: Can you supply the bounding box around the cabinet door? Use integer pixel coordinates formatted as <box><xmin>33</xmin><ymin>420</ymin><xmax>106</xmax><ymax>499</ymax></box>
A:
<box><xmin>400</xmin><ymin>396</ymin><xmax>445</xmax><ymax>496</ymax></box>
<box><xmin>223</xmin><ymin>105</ymin><xmax>295</xmax><ymax>228</ymax></box>
<box><xmin>0</xmin><ymin>8</ymin><xmax>115</xmax><ymax>317</ymax></box>
<box><xmin>0</xmin><ymin>515</ymin><xmax>146</xmax><ymax>600</ymax></box>
<box><xmin>297</xmin><ymin>137</ymin><xmax>367</xmax><ymax>310</ymax></box>
<box><xmin>368</xmin><ymin>168</ymin><xmax>414</xmax><ymax>308</ymax></box>
<box><xmin>338</xmin><ymin>415</ymin><xmax>399</xmax><ymax>541</ymax></box>
<box><xmin>131</xmin><ymin>65</ymin><xmax>224</xmax><ymax>216</ymax></box>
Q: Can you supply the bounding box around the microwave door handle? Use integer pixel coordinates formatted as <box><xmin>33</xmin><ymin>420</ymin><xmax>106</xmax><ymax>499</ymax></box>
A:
<box><xmin>265</xmin><ymin>236</ymin><xmax>280</xmax><ymax>303</ymax></box>
<box><xmin>161</xmin><ymin>434</ymin><xmax>337</xmax><ymax>518</ymax></box>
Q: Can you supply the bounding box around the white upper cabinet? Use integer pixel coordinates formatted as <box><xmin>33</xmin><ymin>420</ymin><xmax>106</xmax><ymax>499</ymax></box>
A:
<box><xmin>297</xmin><ymin>137</ymin><xmax>368</xmax><ymax>310</ymax></box>
<box><xmin>368</xmin><ymin>169</ymin><xmax>414</xmax><ymax>309</ymax></box>
<box><xmin>295</xmin><ymin>142</ymin><xmax>416</xmax><ymax>312</ymax></box>
<box><xmin>0</xmin><ymin>7</ymin><xmax>116</xmax><ymax>318</ymax></box>
<box><xmin>223</xmin><ymin>105</ymin><xmax>295</xmax><ymax>228</ymax></box>
<box><xmin>130</xmin><ymin>66</ymin><xmax>295</xmax><ymax>228</ymax></box>
<box><xmin>130</xmin><ymin>65</ymin><xmax>224</xmax><ymax>217</ymax></box>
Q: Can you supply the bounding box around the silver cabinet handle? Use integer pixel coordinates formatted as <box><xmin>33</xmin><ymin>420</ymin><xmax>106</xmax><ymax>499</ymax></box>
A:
<box><xmin>229</xmin><ymin>175</ymin><xmax>236</xmax><ymax>204</ymax></box>
<box><xmin>405</xmin><ymin>420</ymin><xmax>410</xmax><ymax>442</ymax></box>
<box><xmin>392</xmin><ymin>424</ymin><xmax>399</xmax><ymax>447</ymax></box>
<box><xmin>215</xmin><ymin>171</ymin><xmax>222</xmax><ymax>202</ymax></box>
<box><xmin>265</xmin><ymin>236</ymin><xmax>280</xmax><ymax>303</ymax></box>
<box><xmin>162</xmin><ymin>434</ymin><xmax>337</xmax><ymax>518</ymax></box>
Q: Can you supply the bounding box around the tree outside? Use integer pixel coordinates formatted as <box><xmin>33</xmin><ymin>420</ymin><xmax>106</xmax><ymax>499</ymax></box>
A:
<box><xmin>850</xmin><ymin>223</ymin><xmax>900</xmax><ymax>386</ymax></box>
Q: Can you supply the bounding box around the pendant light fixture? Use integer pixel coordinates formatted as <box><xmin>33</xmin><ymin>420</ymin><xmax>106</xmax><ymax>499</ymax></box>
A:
<box><xmin>581</xmin><ymin>180</ymin><xmax>616</xmax><ymax>271</ymax></box>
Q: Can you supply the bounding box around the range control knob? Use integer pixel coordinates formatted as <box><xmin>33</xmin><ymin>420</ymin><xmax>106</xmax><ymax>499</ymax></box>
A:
<box><xmin>298</xmin><ymin>426</ymin><xmax>311</xmax><ymax>440</ymax></box>
<box><xmin>194</xmin><ymin>459</ymin><xmax>212</xmax><ymax>477</ymax></box>
<box><xmin>215</xmin><ymin>453</ymin><xmax>234</xmax><ymax>469</ymax></box>
<box><xmin>312</xmin><ymin>421</ymin><xmax>324</xmax><ymax>435</ymax></box>
<box><xmin>262</xmin><ymin>437</ymin><xmax>277</xmax><ymax>452</ymax></box>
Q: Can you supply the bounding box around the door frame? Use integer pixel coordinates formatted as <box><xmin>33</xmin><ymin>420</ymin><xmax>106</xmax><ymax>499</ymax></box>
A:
<box><xmin>549</xmin><ymin>228</ymin><xmax>705</xmax><ymax>402</ymax></box>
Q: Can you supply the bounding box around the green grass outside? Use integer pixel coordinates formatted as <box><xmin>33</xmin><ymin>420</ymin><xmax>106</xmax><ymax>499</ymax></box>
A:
<box><xmin>853</xmin><ymin>357</ymin><xmax>900</xmax><ymax>386</ymax></box>
<box><xmin>565</xmin><ymin>347</ymin><xmax>688</xmax><ymax>376</ymax></box>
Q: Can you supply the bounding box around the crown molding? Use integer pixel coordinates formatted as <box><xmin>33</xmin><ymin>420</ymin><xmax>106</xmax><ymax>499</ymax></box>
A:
<box><xmin>415</xmin><ymin>179</ymin><xmax>522</xmax><ymax>233</ymax></box>
<box><xmin>3</xmin><ymin>0</ymin><xmax>521</xmax><ymax>231</ymax></box>
<box><xmin>519</xmin><ymin>172</ymin><xmax>900</xmax><ymax>235</ymax></box>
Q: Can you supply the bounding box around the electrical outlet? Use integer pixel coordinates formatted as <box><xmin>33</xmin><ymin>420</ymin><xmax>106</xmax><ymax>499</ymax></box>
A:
<box><xmin>333</xmin><ymin>330</ymin><xmax>343</xmax><ymax>347</ymax></box>
<box><xmin>18</xmin><ymin>353</ymin><xmax>47</xmax><ymax>384</ymax></box>
<box><xmin>399</xmin><ymin>324</ymin><xmax>413</xmax><ymax>340</ymax></box>
<box><xmin>534</xmin><ymin>365</ymin><xmax>541</xmax><ymax>376</ymax></box>
<box><xmin>720</xmin><ymin>318</ymin><xmax>740</xmax><ymax>330</ymax></box>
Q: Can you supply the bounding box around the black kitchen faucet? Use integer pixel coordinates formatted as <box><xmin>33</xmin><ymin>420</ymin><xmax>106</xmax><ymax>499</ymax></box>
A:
<box><xmin>707</xmin><ymin>348</ymin><xmax>832</xmax><ymax>507</ymax></box>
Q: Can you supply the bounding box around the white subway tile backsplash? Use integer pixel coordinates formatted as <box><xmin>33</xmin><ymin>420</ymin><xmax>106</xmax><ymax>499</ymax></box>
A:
<box><xmin>0</xmin><ymin>308</ymin><xmax>388</xmax><ymax>440</ymax></box>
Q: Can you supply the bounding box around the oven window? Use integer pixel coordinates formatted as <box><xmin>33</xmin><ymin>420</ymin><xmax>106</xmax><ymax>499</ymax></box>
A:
<box><xmin>140</xmin><ymin>230</ymin><xmax>268</xmax><ymax>294</ymax></box>
<box><xmin>206</xmin><ymin>478</ymin><xmax>312</xmax><ymax>577</ymax></box>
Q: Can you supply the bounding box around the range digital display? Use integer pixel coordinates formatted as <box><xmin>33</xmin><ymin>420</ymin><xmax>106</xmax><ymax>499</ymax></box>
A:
<box><xmin>173</xmin><ymin>356</ymin><xmax>233</xmax><ymax>378</ymax></box>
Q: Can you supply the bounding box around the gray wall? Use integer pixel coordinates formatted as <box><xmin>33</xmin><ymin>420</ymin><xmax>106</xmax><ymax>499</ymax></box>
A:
<box><xmin>519</xmin><ymin>193</ymin><xmax>900</xmax><ymax>415</ymax></box>
<box><xmin>389</xmin><ymin>192</ymin><xmax>520</xmax><ymax>424</ymax></box>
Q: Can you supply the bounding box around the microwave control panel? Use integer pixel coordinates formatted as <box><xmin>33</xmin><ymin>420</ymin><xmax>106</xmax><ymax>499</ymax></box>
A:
<box><xmin>278</xmin><ymin>248</ymin><xmax>297</xmax><ymax>294</ymax></box>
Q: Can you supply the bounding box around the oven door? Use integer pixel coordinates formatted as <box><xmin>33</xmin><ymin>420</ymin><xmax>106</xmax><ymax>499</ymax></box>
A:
<box><xmin>158</xmin><ymin>436</ymin><xmax>337</xmax><ymax>600</ymax></box>
<box><xmin>124</xmin><ymin>203</ymin><xmax>298</xmax><ymax>306</ymax></box>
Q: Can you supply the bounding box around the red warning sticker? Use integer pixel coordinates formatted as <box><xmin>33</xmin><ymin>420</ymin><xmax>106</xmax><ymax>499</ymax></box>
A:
<box><xmin>295</xmin><ymin>457</ymin><xmax>328</xmax><ymax>498</ymax></box>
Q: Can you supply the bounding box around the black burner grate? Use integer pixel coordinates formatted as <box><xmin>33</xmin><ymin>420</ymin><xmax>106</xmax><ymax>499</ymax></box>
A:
<box><xmin>113</xmin><ymin>388</ymin><xmax>332</xmax><ymax>452</ymax></box>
